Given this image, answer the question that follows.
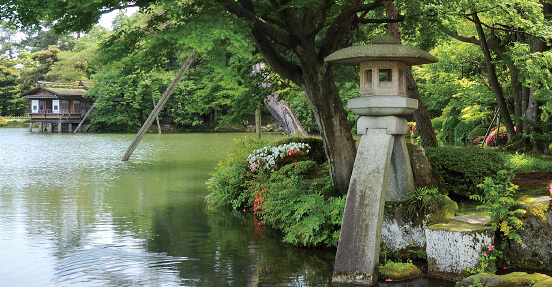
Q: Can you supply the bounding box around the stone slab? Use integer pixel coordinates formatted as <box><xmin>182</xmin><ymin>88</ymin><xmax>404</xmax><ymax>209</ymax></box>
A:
<box><xmin>356</xmin><ymin>116</ymin><xmax>408</xmax><ymax>135</ymax></box>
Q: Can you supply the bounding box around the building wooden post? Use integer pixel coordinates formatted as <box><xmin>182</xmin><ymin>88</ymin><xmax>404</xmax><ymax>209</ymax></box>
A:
<box><xmin>29</xmin><ymin>123</ymin><xmax>33</xmax><ymax>132</ymax></box>
<box><xmin>57</xmin><ymin>122</ymin><xmax>62</xmax><ymax>133</ymax></box>
<box><xmin>255</xmin><ymin>105</ymin><xmax>262</xmax><ymax>138</ymax></box>
<box><xmin>74</xmin><ymin>81</ymin><xmax>112</xmax><ymax>133</ymax></box>
<box><xmin>39</xmin><ymin>122</ymin><xmax>43</xmax><ymax>132</ymax></box>
<box><xmin>121</xmin><ymin>50</ymin><xmax>197</xmax><ymax>161</ymax></box>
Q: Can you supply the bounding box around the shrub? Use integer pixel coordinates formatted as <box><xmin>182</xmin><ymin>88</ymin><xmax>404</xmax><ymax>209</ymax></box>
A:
<box><xmin>454</xmin><ymin>120</ymin><xmax>479</xmax><ymax>143</ymax></box>
<box><xmin>425</xmin><ymin>147</ymin><xmax>505</xmax><ymax>198</ymax></box>
<box><xmin>471</xmin><ymin>170</ymin><xmax>524</xmax><ymax>243</ymax></box>
<box><xmin>485</xmin><ymin>126</ymin><xmax>509</xmax><ymax>147</ymax></box>
<box><xmin>256</xmin><ymin>161</ymin><xmax>344</xmax><ymax>247</ymax></box>
<box><xmin>274</xmin><ymin>136</ymin><xmax>326</xmax><ymax>163</ymax></box>
<box><xmin>469</xmin><ymin>124</ymin><xmax>490</xmax><ymax>145</ymax></box>
<box><xmin>207</xmin><ymin>136</ymin><xmax>343</xmax><ymax>247</ymax></box>
<box><xmin>206</xmin><ymin>137</ymin><xmax>270</xmax><ymax>209</ymax></box>
<box><xmin>439</xmin><ymin>116</ymin><xmax>460</xmax><ymax>142</ymax></box>
<box><xmin>431</xmin><ymin>116</ymin><xmax>445</xmax><ymax>131</ymax></box>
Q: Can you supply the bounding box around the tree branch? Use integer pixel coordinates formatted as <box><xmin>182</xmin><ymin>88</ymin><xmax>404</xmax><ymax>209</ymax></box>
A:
<box><xmin>214</xmin><ymin>0</ymin><xmax>292</xmax><ymax>49</ymax></box>
<box><xmin>250</xmin><ymin>27</ymin><xmax>303</xmax><ymax>86</ymax></box>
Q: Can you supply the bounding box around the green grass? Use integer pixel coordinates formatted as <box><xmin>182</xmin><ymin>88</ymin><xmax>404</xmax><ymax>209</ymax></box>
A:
<box><xmin>501</xmin><ymin>152</ymin><xmax>552</xmax><ymax>172</ymax></box>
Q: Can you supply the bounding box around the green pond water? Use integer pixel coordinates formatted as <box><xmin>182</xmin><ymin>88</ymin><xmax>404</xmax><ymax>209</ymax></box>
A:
<box><xmin>0</xmin><ymin>128</ymin><xmax>454</xmax><ymax>286</ymax></box>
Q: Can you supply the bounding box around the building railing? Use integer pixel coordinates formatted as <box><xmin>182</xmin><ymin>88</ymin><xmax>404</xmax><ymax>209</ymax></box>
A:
<box><xmin>4</xmin><ymin>116</ymin><xmax>31</xmax><ymax>120</ymax></box>
<box><xmin>27</xmin><ymin>108</ymin><xmax>91</xmax><ymax>115</ymax></box>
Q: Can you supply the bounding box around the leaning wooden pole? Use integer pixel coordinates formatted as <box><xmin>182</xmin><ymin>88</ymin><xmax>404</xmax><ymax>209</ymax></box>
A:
<box><xmin>74</xmin><ymin>81</ymin><xmax>112</xmax><ymax>133</ymax></box>
<box><xmin>121</xmin><ymin>50</ymin><xmax>197</xmax><ymax>161</ymax></box>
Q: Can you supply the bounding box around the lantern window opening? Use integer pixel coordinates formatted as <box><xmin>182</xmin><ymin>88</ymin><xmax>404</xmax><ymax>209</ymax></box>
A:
<box><xmin>379</xmin><ymin>69</ymin><xmax>392</xmax><ymax>82</ymax></box>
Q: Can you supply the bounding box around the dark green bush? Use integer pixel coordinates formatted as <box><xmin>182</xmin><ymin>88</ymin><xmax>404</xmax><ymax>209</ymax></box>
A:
<box><xmin>425</xmin><ymin>147</ymin><xmax>505</xmax><ymax>198</ymax></box>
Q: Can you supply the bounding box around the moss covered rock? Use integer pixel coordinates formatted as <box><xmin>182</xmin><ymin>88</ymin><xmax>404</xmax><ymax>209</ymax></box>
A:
<box><xmin>379</xmin><ymin>262</ymin><xmax>422</xmax><ymax>282</ymax></box>
<box><xmin>459</xmin><ymin>272</ymin><xmax>552</xmax><ymax>287</ymax></box>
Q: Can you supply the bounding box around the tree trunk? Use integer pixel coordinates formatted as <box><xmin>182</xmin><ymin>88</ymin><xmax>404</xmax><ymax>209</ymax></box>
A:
<box><xmin>263</xmin><ymin>93</ymin><xmax>308</xmax><ymax>136</ymax></box>
<box><xmin>385</xmin><ymin>1</ymin><xmax>438</xmax><ymax>147</ymax></box>
<box><xmin>472</xmin><ymin>13</ymin><xmax>516</xmax><ymax>143</ymax></box>
<box><xmin>251</xmin><ymin>63</ymin><xmax>308</xmax><ymax>136</ymax></box>
<box><xmin>406</xmin><ymin>69</ymin><xmax>438</xmax><ymax>147</ymax></box>
<box><xmin>300</xmin><ymin>61</ymin><xmax>356</xmax><ymax>194</ymax></box>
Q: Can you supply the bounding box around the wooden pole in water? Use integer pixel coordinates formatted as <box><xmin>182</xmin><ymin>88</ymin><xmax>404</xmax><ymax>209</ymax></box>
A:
<box><xmin>121</xmin><ymin>50</ymin><xmax>197</xmax><ymax>161</ymax></box>
<box><xmin>74</xmin><ymin>81</ymin><xmax>113</xmax><ymax>133</ymax></box>
<box><xmin>152</xmin><ymin>90</ymin><xmax>162</xmax><ymax>134</ymax></box>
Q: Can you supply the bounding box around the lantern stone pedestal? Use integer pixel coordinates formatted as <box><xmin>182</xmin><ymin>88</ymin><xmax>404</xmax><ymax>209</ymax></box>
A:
<box><xmin>325</xmin><ymin>36</ymin><xmax>438</xmax><ymax>285</ymax></box>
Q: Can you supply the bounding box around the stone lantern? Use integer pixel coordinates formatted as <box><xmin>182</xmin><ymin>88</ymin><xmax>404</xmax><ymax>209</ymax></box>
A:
<box><xmin>325</xmin><ymin>36</ymin><xmax>438</xmax><ymax>285</ymax></box>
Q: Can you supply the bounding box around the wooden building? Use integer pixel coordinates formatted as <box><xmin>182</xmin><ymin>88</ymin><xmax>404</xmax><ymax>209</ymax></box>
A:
<box><xmin>23</xmin><ymin>85</ymin><xmax>93</xmax><ymax>132</ymax></box>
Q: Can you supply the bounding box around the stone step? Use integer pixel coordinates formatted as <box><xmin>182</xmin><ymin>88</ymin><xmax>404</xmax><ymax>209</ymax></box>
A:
<box><xmin>450</xmin><ymin>214</ymin><xmax>491</xmax><ymax>226</ymax></box>
<box><xmin>426</xmin><ymin>221</ymin><xmax>494</xmax><ymax>281</ymax></box>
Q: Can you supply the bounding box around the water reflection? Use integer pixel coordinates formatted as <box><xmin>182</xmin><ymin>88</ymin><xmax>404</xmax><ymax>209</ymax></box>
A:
<box><xmin>0</xmin><ymin>129</ymin><xmax>454</xmax><ymax>287</ymax></box>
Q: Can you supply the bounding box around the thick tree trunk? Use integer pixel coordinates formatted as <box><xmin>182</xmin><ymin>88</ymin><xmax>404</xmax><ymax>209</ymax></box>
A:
<box><xmin>406</xmin><ymin>69</ymin><xmax>438</xmax><ymax>147</ymax></box>
<box><xmin>472</xmin><ymin>13</ymin><xmax>516</xmax><ymax>143</ymax></box>
<box><xmin>385</xmin><ymin>1</ymin><xmax>438</xmax><ymax>147</ymax></box>
<box><xmin>263</xmin><ymin>93</ymin><xmax>308</xmax><ymax>136</ymax></box>
<box><xmin>300</xmin><ymin>61</ymin><xmax>357</xmax><ymax>194</ymax></box>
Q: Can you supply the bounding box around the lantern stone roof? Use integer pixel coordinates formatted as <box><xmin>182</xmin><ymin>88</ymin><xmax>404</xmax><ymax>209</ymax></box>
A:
<box><xmin>325</xmin><ymin>36</ymin><xmax>438</xmax><ymax>66</ymax></box>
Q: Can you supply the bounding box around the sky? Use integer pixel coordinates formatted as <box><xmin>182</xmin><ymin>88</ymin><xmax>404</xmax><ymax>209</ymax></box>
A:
<box><xmin>98</xmin><ymin>7</ymin><xmax>139</xmax><ymax>30</ymax></box>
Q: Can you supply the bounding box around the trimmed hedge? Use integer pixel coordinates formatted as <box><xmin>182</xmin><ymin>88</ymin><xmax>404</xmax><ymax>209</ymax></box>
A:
<box><xmin>425</xmin><ymin>147</ymin><xmax>505</xmax><ymax>198</ymax></box>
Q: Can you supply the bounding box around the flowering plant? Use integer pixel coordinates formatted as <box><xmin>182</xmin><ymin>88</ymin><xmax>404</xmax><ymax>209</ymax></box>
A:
<box><xmin>468</xmin><ymin>244</ymin><xmax>498</xmax><ymax>274</ymax></box>
<box><xmin>247</xmin><ymin>142</ymin><xmax>310</xmax><ymax>172</ymax></box>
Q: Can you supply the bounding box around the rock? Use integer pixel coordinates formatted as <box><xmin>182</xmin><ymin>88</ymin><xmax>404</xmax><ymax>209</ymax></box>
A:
<box><xmin>459</xmin><ymin>272</ymin><xmax>552</xmax><ymax>287</ymax></box>
<box><xmin>505</xmin><ymin>196</ymin><xmax>552</xmax><ymax>271</ymax></box>
<box><xmin>450</xmin><ymin>214</ymin><xmax>491</xmax><ymax>226</ymax></box>
<box><xmin>379</xmin><ymin>262</ymin><xmax>423</xmax><ymax>282</ymax></box>
<box><xmin>406</xmin><ymin>143</ymin><xmax>443</xmax><ymax>191</ymax></box>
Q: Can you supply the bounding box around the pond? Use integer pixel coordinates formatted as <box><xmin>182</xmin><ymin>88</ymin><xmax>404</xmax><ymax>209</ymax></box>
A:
<box><xmin>0</xmin><ymin>128</ymin><xmax>454</xmax><ymax>286</ymax></box>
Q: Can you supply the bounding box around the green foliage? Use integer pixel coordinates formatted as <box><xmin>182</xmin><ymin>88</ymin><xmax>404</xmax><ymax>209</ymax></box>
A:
<box><xmin>425</xmin><ymin>147</ymin><xmax>505</xmax><ymax>198</ymax></box>
<box><xmin>401</xmin><ymin>187</ymin><xmax>446</xmax><ymax>221</ymax></box>
<box><xmin>471</xmin><ymin>170</ymin><xmax>524</xmax><ymax>243</ymax></box>
<box><xmin>454</xmin><ymin>120</ymin><xmax>479</xmax><ymax>143</ymax></box>
<box><xmin>0</xmin><ymin>56</ymin><xmax>24</xmax><ymax>116</ymax></box>
<box><xmin>431</xmin><ymin>116</ymin><xmax>445</xmax><ymax>131</ymax></box>
<box><xmin>257</xmin><ymin>161</ymin><xmax>344</xmax><ymax>247</ymax></box>
<box><xmin>207</xmin><ymin>136</ymin><xmax>344</xmax><ymax>247</ymax></box>
<box><xmin>467</xmin><ymin>244</ymin><xmax>498</xmax><ymax>275</ymax></box>
<box><xmin>206</xmin><ymin>136</ymin><xmax>270</xmax><ymax>209</ymax></box>
<box><xmin>468</xmin><ymin>124</ymin><xmax>490</xmax><ymax>145</ymax></box>
<box><xmin>502</xmin><ymin>152</ymin><xmax>552</xmax><ymax>173</ymax></box>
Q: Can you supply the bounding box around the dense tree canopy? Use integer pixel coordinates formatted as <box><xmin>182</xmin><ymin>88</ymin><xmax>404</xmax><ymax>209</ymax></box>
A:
<box><xmin>1</xmin><ymin>0</ymin><xmax>551</xmax><ymax>188</ymax></box>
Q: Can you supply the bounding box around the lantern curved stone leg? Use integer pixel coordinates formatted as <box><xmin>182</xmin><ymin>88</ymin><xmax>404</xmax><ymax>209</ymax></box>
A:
<box><xmin>332</xmin><ymin>129</ymin><xmax>394</xmax><ymax>284</ymax></box>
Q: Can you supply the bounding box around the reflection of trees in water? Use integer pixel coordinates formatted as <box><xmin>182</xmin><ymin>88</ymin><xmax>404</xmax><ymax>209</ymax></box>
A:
<box><xmin>148</xmin><ymin>204</ymin><xmax>335</xmax><ymax>286</ymax></box>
